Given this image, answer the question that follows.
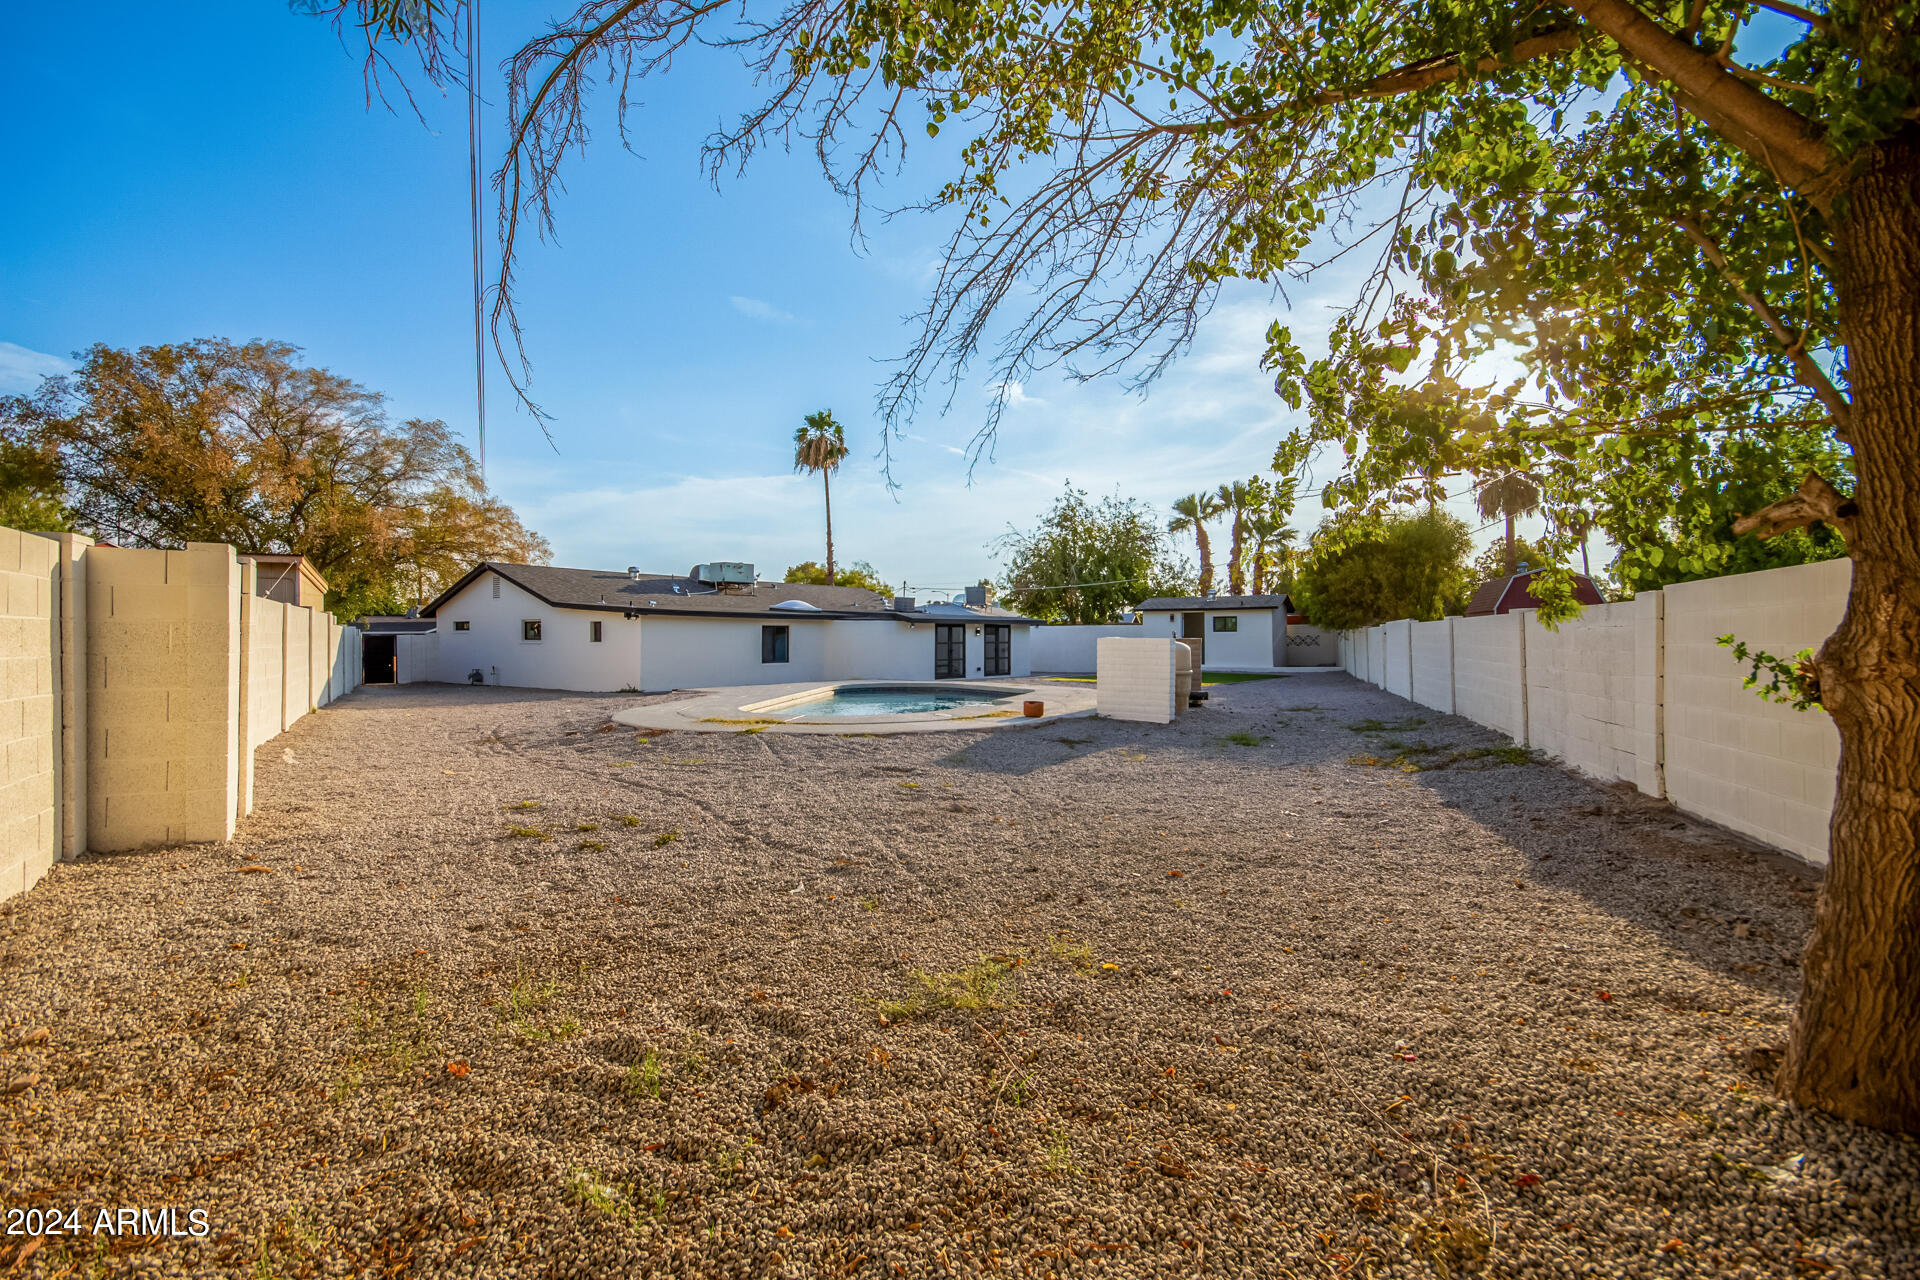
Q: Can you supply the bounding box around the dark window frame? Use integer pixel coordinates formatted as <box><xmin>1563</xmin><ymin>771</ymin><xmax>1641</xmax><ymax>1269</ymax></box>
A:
<box><xmin>522</xmin><ymin>619</ymin><xmax>542</xmax><ymax>642</ymax></box>
<box><xmin>761</xmin><ymin>625</ymin><xmax>790</xmax><ymax>664</ymax></box>
<box><xmin>589</xmin><ymin>619</ymin><xmax>604</xmax><ymax>643</ymax></box>
<box><xmin>452</xmin><ymin>620</ymin><xmax>470</xmax><ymax>632</ymax></box>
<box><xmin>1212</xmin><ymin>615</ymin><xmax>1239</xmax><ymax>633</ymax></box>
<box><xmin>983</xmin><ymin>624</ymin><xmax>1012</xmax><ymax>677</ymax></box>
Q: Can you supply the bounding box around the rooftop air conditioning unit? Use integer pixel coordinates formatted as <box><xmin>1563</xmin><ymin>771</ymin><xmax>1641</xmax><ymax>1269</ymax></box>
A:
<box><xmin>891</xmin><ymin>597</ymin><xmax>917</xmax><ymax>612</ymax></box>
<box><xmin>963</xmin><ymin>585</ymin><xmax>988</xmax><ymax>607</ymax></box>
<box><xmin>695</xmin><ymin>561</ymin><xmax>755</xmax><ymax>584</ymax></box>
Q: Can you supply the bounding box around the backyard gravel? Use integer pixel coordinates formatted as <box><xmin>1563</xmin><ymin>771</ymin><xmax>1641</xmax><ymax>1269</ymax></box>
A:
<box><xmin>1</xmin><ymin>675</ymin><xmax>1915</xmax><ymax>1279</ymax></box>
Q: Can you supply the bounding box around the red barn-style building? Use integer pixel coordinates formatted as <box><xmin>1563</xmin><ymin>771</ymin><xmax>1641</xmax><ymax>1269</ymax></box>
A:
<box><xmin>1464</xmin><ymin>568</ymin><xmax>1606</xmax><ymax>617</ymax></box>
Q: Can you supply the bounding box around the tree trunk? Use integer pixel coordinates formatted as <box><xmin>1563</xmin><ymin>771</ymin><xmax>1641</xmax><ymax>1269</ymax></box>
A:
<box><xmin>1196</xmin><ymin>525</ymin><xmax>1214</xmax><ymax>595</ymax></box>
<box><xmin>1227</xmin><ymin>518</ymin><xmax>1245</xmax><ymax>595</ymax></box>
<box><xmin>823</xmin><ymin>468</ymin><xmax>835</xmax><ymax>587</ymax></box>
<box><xmin>1778</xmin><ymin>135</ymin><xmax>1920</xmax><ymax>1135</ymax></box>
<box><xmin>1505</xmin><ymin>512</ymin><xmax>1516</xmax><ymax>573</ymax></box>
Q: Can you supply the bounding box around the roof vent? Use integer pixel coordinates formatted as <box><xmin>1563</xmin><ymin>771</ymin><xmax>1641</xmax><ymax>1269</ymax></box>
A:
<box><xmin>891</xmin><ymin>596</ymin><xmax>917</xmax><ymax>612</ymax></box>
<box><xmin>628</xmin><ymin>566</ymin><xmax>640</xmax><ymax>581</ymax></box>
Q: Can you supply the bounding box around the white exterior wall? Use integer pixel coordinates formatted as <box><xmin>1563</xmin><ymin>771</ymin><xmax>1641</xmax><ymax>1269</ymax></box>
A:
<box><xmin>1030</xmin><ymin>624</ymin><xmax>1142</xmax><ymax>673</ymax></box>
<box><xmin>0</xmin><ymin>530</ymin><xmax>59</xmax><ymax>900</ymax></box>
<box><xmin>638</xmin><ymin>615</ymin><xmax>831</xmax><ymax>691</ymax></box>
<box><xmin>434</xmin><ymin>572</ymin><xmax>643</xmax><ymax>691</ymax></box>
<box><xmin>1096</xmin><ymin>637</ymin><xmax>1177</xmax><ymax>723</ymax></box>
<box><xmin>1200</xmin><ymin>611</ymin><xmax>1277</xmax><ymax>668</ymax></box>
<box><xmin>1380</xmin><ymin>620</ymin><xmax>1414</xmax><ymax>700</ymax></box>
<box><xmin>1451</xmin><ymin>613</ymin><xmax>1528</xmax><ymax>742</ymax></box>
<box><xmin>1409</xmin><ymin>620</ymin><xmax>1454</xmax><ymax>715</ymax></box>
<box><xmin>1662</xmin><ymin>559</ymin><xmax>1847</xmax><ymax>864</ymax></box>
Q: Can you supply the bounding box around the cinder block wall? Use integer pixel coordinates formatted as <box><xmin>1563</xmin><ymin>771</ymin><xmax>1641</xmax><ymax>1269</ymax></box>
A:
<box><xmin>1662</xmin><ymin>560</ymin><xmax>1847</xmax><ymax>863</ymax></box>
<box><xmin>1452</xmin><ymin>614</ymin><xmax>1527</xmax><ymax>742</ymax></box>
<box><xmin>87</xmin><ymin>543</ymin><xmax>243</xmax><ymax>851</ymax></box>
<box><xmin>1333</xmin><ymin>559</ymin><xmax>1851</xmax><ymax>866</ymax></box>
<box><xmin>0</xmin><ymin>531</ymin><xmax>60</xmax><ymax>899</ymax></box>
<box><xmin>1096</xmin><ymin>638</ymin><xmax>1177</xmax><ymax>723</ymax></box>
<box><xmin>1409</xmin><ymin>620</ymin><xmax>1454</xmax><ymax>715</ymax></box>
<box><xmin>1380</xmin><ymin>620</ymin><xmax>1414</xmax><ymax>700</ymax></box>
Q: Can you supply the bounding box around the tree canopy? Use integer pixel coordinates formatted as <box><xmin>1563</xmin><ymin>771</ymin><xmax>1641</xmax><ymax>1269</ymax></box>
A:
<box><xmin>0</xmin><ymin>339</ymin><xmax>549</xmax><ymax>619</ymax></box>
<box><xmin>995</xmin><ymin>485</ymin><xmax>1192</xmax><ymax>623</ymax></box>
<box><xmin>1293</xmin><ymin>509</ymin><xmax>1474</xmax><ymax>630</ymax></box>
<box><xmin>785</xmin><ymin>558</ymin><xmax>890</xmax><ymax>594</ymax></box>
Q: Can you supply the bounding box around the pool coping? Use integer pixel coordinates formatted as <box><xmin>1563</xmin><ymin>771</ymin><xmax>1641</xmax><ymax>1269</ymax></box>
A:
<box><xmin>611</xmin><ymin>679</ymin><xmax>1099</xmax><ymax>735</ymax></box>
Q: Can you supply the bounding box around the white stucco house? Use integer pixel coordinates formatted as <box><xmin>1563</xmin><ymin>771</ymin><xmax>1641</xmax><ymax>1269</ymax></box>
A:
<box><xmin>390</xmin><ymin>561</ymin><xmax>1039</xmax><ymax>692</ymax></box>
<box><xmin>1133</xmin><ymin>593</ymin><xmax>1337</xmax><ymax>669</ymax></box>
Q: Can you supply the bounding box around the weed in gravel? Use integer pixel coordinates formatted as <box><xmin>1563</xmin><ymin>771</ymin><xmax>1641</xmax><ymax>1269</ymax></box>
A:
<box><xmin>499</xmin><ymin>972</ymin><xmax>580</xmax><ymax>1045</ymax></box>
<box><xmin>568</xmin><ymin>1168</ymin><xmax>644</xmax><ymax>1230</ymax></box>
<box><xmin>1352</xmin><ymin>743</ymin><xmax>1538</xmax><ymax>772</ymax></box>
<box><xmin>618</xmin><ymin>814</ymin><xmax>642</xmax><ymax>827</ymax></box>
<box><xmin>1347</xmin><ymin>716</ymin><xmax>1428</xmax><ymax>733</ymax></box>
<box><xmin>1056</xmin><ymin>736</ymin><xmax>1093</xmax><ymax>747</ymax></box>
<box><xmin>876</xmin><ymin>958</ymin><xmax>1019</xmax><ymax>1021</ymax></box>
<box><xmin>1404</xmin><ymin>1205</ymin><xmax>1493</xmax><ymax>1277</ymax></box>
<box><xmin>575</xmin><ymin>822</ymin><xmax>600</xmax><ymax>832</ymax></box>
<box><xmin>1220</xmin><ymin>732</ymin><xmax>1270</xmax><ymax>748</ymax></box>
<box><xmin>653</xmin><ymin>829</ymin><xmax>682</xmax><ymax>848</ymax></box>
<box><xmin>994</xmin><ymin>1069</ymin><xmax>1036</xmax><ymax>1106</ymax></box>
<box><xmin>859</xmin><ymin>896</ymin><xmax>880</xmax><ymax>911</ymax></box>
<box><xmin>1284</xmin><ymin>704</ymin><xmax>1323</xmax><ymax>712</ymax></box>
<box><xmin>578</xmin><ymin>839</ymin><xmax>607</xmax><ymax>852</ymax></box>
<box><xmin>1047</xmin><ymin>934</ymin><xmax>1094</xmax><ymax>968</ymax></box>
<box><xmin>507</xmin><ymin>825</ymin><xmax>551</xmax><ymax>840</ymax></box>
<box><xmin>1042</xmin><ymin>1128</ymin><xmax>1081</xmax><ymax>1176</ymax></box>
<box><xmin>625</xmin><ymin>1049</ymin><xmax>664</xmax><ymax>1099</ymax></box>
<box><xmin>504</xmin><ymin>799</ymin><xmax>542</xmax><ymax>811</ymax></box>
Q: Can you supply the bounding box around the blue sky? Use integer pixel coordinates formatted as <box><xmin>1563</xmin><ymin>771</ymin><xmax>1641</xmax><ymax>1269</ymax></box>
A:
<box><xmin>1</xmin><ymin>1</ymin><xmax>1532</xmax><ymax>594</ymax></box>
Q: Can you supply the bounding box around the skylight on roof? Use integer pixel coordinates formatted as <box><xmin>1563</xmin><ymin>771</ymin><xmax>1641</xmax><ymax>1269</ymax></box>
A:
<box><xmin>770</xmin><ymin>599</ymin><xmax>824</xmax><ymax>611</ymax></box>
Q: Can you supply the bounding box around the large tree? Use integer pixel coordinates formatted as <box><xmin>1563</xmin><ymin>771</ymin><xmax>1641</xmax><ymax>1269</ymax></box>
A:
<box><xmin>995</xmin><ymin>485</ymin><xmax>1193</xmax><ymax>623</ymax></box>
<box><xmin>792</xmin><ymin>409</ymin><xmax>849</xmax><ymax>586</ymax></box>
<box><xmin>0</xmin><ymin>339</ymin><xmax>549</xmax><ymax>618</ymax></box>
<box><xmin>1166</xmin><ymin>492</ymin><xmax>1224</xmax><ymax>594</ymax></box>
<box><xmin>1294</xmin><ymin>508</ymin><xmax>1475</xmax><ymax>629</ymax></box>
<box><xmin>331</xmin><ymin>0</ymin><xmax>1920</xmax><ymax>1130</ymax></box>
<box><xmin>784</xmin><ymin>558</ymin><xmax>889</xmax><ymax>594</ymax></box>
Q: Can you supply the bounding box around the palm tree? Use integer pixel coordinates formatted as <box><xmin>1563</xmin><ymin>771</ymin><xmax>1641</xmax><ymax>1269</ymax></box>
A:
<box><xmin>1244</xmin><ymin>511</ymin><xmax>1298</xmax><ymax>595</ymax></box>
<box><xmin>1167</xmin><ymin>492</ymin><xmax>1225</xmax><ymax>594</ymax></box>
<box><xmin>793</xmin><ymin>410</ymin><xmax>849</xmax><ymax>585</ymax></box>
<box><xmin>1474</xmin><ymin>471</ymin><xmax>1542</xmax><ymax>575</ymax></box>
<box><xmin>1216</xmin><ymin>481</ymin><xmax>1254</xmax><ymax>595</ymax></box>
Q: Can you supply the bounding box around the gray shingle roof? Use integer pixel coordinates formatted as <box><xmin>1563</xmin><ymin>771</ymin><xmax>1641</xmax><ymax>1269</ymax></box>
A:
<box><xmin>1134</xmin><ymin>594</ymin><xmax>1293</xmax><ymax>612</ymax></box>
<box><xmin>423</xmin><ymin>563</ymin><xmax>890</xmax><ymax>619</ymax></box>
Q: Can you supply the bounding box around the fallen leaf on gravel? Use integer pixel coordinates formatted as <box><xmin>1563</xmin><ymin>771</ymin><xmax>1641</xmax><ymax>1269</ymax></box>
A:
<box><xmin>446</xmin><ymin>1061</ymin><xmax>469</xmax><ymax>1078</ymax></box>
<box><xmin>1514</xmin><ymin>1173</ymin><xmax>1542</xmax><ymax>1188</ymax></box>
<box><xmin>1598</xmin><ymin>990</ymin><xmax>1614</xmax><ymax>1001</ymax></box>
<box><xmin>6</xmin><ymin>1074</ymin><xmax>41</xmax><ymax>1095</ymax></box>
<box><xmin>6</xmin><ymin>1235</ymin><xmax>45</xmax><ymax>1270</ymax></box>
<box><xmin>15</xmin><ymin>1027</ymin><xmax>49</xmax><ymax>1047</ymax></box>
<box><xmin>1166</xmin><ymin>869</ymin><xmax>1185</xmax><ymax>878</ymax></box>
<box><xmin>1660</xmin><ymin>1239</ymin><xmax>1687</xmax><ymax>1254</ymax></box>
<box><xmin>236</xmin><ymin>865</ymin><xmax>274</xmax><ymax>875</ymax></box>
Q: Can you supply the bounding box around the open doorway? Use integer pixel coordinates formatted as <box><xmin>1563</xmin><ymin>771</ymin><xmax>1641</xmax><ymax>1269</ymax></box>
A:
<box><xmin>1180</xmin><ymin>612</ymin><xmax>1205</xmax><ymax>667</ymax></box>
<box><xmin>363</xmin><ymin>634</ymin><xmax>396</xmax><ymax>684</ymax></box>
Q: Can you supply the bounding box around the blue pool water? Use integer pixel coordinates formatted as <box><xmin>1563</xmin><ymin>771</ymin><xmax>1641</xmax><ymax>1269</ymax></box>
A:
<box><xmin>793</xmin><ymin>685</ymin><xmax>1023</xmax><ymax>717</ymax></box>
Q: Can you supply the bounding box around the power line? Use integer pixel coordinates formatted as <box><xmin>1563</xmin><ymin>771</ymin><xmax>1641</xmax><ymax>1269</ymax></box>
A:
<box><xmin>465</xmin><ymin>0</ymin><xmax>488</xmax><ymax>488</ymax></box>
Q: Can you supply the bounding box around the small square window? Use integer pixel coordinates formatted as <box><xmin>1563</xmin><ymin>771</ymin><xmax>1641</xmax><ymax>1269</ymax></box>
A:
<box><xmin>590</xmin><ymin>620</ymin><xmax>603</xmax><ymax>643</ymax></box>
<box><xmin>761</xmin><ymin>625</ymin><xmax>789</xmax><ymax>664</ymax></box>
<box><xmin>452</xmin><ymin>620</ymin><xmax>470</xmax><ymax>631</ymax></box>
<box><xmin>1212</xmin><ymin>615</ymin><xmax>1238</xmax><ymax>632</ymax></box>
<box><xmin>522</xmin><ymin>619</ymin><xmax>542</xmax><ymax>642</ymax></box>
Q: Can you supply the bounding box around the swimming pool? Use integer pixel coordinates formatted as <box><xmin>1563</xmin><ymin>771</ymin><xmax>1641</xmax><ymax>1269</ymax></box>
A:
<box><xmin>785</xmin><ymin>684</ymin><xmax>1025</xmax><ymax>717</ymax></box>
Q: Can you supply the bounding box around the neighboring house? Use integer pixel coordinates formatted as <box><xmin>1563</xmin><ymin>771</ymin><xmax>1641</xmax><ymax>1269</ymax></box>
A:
<box><xmin>1132</xmin><ymin>594</ymin><xmax>1335</xmax><ymax>669</ymax></box>
<box><xmin>242</xmin><ymin>554</ymin><xmax>328</xmax><ymax>609</ymax></box>
<box><xmin>1464</xmin><ymin>569</ymin><xmax>1606</xmax><ymax>617</ymax></box>
<box><xmin>411</xmin><ymin>562</ymin><xmax>1039</xmax><ymax>692</ymax></box>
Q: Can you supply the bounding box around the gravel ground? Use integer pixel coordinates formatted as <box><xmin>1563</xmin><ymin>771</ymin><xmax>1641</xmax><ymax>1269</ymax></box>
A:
<box><xmin>2</xmin><ymin>676</ymin><xmax>1915</xmax><ymax>1279</ymax></box>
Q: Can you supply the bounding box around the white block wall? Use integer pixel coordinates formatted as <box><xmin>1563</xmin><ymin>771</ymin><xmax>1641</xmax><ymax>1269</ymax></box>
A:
<box><xmin>1662</xmin><ymin>559</ymin><xmax>1847</xmax><ymax>863</ymax></box>
<box><xmin>1451</xmin><ymin>613</ymin><xmax>1528</xmax><ymax>742</ymax></box>
<box><xmin>0</xmin><ymin>530</ymin><xmax>59</xmax><ymax>900</ymax></box>
<box><xmin>1331</xmin><ymin>559</ymin><xmax>1851</xmax><ymax>866</ymax></box>
<box><xmin>1283</xmin><ymin>623</ymin><xmax>1338</xmax><ymax>667</ymax></box>
<box><xmin>1523</xmin><ymin>599</ymin><xmax>1648</xmax><ymax>788</ymax></box>
<box><xmin>1031</xmin><ymin>624</ymin><xmax>1145</xmax><ymax>673</ymax></box>
<box><xmin>1380</xmin><ymin>620</ymin><xmax>1414</xmax><ymax>700</ymax></box>
<box><xmin>1096</xmin><ymin>638</ymin><xmax>1177</xmax><ymax>723</ymax></box>
<box><xmin>1409</xmin><ymin>620</ymin><xmax>1454</xmax><ymax>715</ymax></box>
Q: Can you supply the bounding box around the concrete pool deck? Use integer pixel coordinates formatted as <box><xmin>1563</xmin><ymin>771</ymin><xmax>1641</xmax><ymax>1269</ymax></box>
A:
<box><xmin>611</xmin><ymin>678</ymin><xmax>1099</xmax><ymax>734</ymax></box>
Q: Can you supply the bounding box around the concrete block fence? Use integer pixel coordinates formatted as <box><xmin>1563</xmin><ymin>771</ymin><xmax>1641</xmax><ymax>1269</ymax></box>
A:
<box><xmin>1339</xmin><ymin>558</ymin><xmax>1849</xmax><ymax>866</ymax></box>
<box><xmin>0</xmin><ymin>528</ymin><xmax>363</xmax><ymax>903</ymax></box>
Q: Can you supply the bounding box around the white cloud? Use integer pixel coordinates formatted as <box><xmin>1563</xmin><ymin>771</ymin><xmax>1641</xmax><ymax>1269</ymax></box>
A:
<box><xmin>728</xmin><ymin>296</ymin><xmax>799</xmax><ymax>325</ymax></box>
<box><xmin>0</xmin><ymin>342</ymin><xmax>70</xmax><ymax>393</ymax></box>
